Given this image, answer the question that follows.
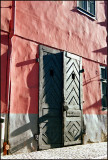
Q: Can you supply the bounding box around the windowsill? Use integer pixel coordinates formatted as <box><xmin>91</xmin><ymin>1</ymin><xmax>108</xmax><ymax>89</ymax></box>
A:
<box><xmin>77</xmin><ymin>7</ymin><xmax>96</xmax><ymax>21</ymax></box>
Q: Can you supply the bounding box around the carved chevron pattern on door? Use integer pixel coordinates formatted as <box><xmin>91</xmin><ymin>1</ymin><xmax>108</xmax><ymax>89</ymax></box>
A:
<box><xmin>65</xmin><ymin>57</ymin><xmax>80</xmax><ymax>105</ymax></box>
<box><xmin>63</xmin><ymin>52</ymin><xmax>82</xmax><ymax>146</ymax></box>
<box><xmin>42</xmin><ymin>53</ymin><xmax>63</xmax><ymax>106</ymax></box>
<box><xmin>39</xmin><ymin>45</ymin><xmax>63</xmax><ymax>149</ymax></box>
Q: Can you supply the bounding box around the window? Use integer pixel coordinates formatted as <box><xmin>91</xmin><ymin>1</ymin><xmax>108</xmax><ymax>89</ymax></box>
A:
<box><xmin>100</xmin><ymin>66</ymin><xmax>107</xmax><ymax>110</ymax></box>
<box><xmin>77</xmin><ymin>1</ymin><xmax>96</xmax><ymax>19</ymax></box>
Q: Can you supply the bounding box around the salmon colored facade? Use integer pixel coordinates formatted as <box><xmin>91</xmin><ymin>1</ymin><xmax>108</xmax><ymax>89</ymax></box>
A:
<box><xmin>1</xmin><ymin>1</ymin><xmax>107</xmax><ymax>155</ymax></box>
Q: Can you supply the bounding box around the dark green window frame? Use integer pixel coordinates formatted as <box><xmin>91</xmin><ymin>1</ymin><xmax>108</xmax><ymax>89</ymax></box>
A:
<box><xmin>77</xmin><ymin>1</ymin><xmax>96</xmax><ymax>19</ymax></box>
<box><xmin>100</xmin><ymin>66</ymin><xmax>107</xmax><ymax>110</ymax></box>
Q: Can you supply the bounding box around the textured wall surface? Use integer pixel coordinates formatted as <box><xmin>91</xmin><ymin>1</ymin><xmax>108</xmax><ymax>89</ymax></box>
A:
<box><xmin>1</xmin><ymin>1</ymin><xmax>12</xmax><ymax>114</ymax></box>
<box><xmin>82</xmin><ymin>58</ymin><xmax>107</xmax><ymax>143</ymax></box>
<box><xmin>82</xmin><ymin>58</ymin><xmax>107</xmax><ymax>115</ymax></box>
<box><xmin>14</xmin><ymin>1</ymin><xmax>107</xmax><ymax>64</ymax></box>
<box><xmin>1</xmin><ymin>30</ymin><xmax>10</xmax><ymax>157</ymax></box>
<box><xmin>1</xmin><ymin>1</ymin><xmax>107</xmax><ymax>155</ymax></box>
<box><xmin>8</xmin><ymin>36</ymin><xmax>39</xmax><ymax>154</ymax></box>
<box><xmin>9</xmin><ymin>114</ymin><xmax>38</xmax><ymax>154</ymax></box>
<box><xmin>10</xmin><ymin>36</ymin><xmax>39</xmax><ymax>114</ymax></box>
<box><xmin>1</xmin><ymin>1</ymin><xmax>12</xmax><ymax>32</ymax></box>
<box><xmin>83</xmin><ymin>114</ymin><xmax>107</xmax><ymax>143</ymax></box>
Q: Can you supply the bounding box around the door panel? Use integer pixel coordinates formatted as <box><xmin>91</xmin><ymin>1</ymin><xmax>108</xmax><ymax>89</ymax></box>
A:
<box><xmin>39</xmin><ymin>46</ymin><xmax>83</xmax><ymax>149</ymax></box>
<box><xmin>39</xmin><ymin>45</ymin><xmax>63</xmax><ymax>150</ymax></box>
<box><xmin>63</xmin><ymin>51</ymin><xmax>82</xmax><ymax>146</ymax></box>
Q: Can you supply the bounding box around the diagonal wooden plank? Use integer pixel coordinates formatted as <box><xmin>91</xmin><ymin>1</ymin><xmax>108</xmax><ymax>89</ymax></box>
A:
<box><xmin>66</xmin><ymin>62</ymin><xmax>73</xmax><ymax>74</ymax></box>
<box><xmin>52</xmin><ymin>53</ymin><xmax>63</xmax><ymax>73</ymax></box>
<box><xmin>43</xmin><ymin>54</ymin><xmax>52</xmax><ymax>69</ymax></box>
<box><xmin>50</xmin><ymin>57</ymin><xmax>63</xmax><ymax>82</ymax></box>
<box><xmin>72</xmin><ymin>78</ymin><xmax>79</xmax><ymax>90</ymax></box>
<box><xmin>42</xmin><ymin>77</ymin><xmax>52</xmax><ymax>97</ymax></box>
<box><xmin>73</xmin><ymin>59</ymin><xmax>79</xmax><ymax>73</ymax></box>
<box><xmin>66</xmin><ymin>79</ymin><xmax>74</xmax><ymax>90</ymax></box>
<box><xmin>66</xmin><ymin>58</ymin><xmax>71</xmax><ymax>65</ymax></box>
<box><xmin>74</xmin><ymin>59</ymin><xmax>80</xmax><ymax>70</ymax></box>
<box><xmin>43</xmin><ymin>61</ymin><xmax>52</xmax><ymax>79</ymax></box>
<box><xmin>52</xmin><ymin>75</ymin><xmax>63</xmax><ymax>91</ymax></box>
<box><xmin>68</xmin><ymin>96</ymin><xmax>79</xmax><ymax>105</ymax></box>
<box><xmin>66</xmin><ymin>58</ymin><xmax>73</xmax><ymax>70</ymax></box>
<box><xmin>66</xmin><ymin>87</ymin><xmax>79</xmax><ymax>103</ymax></box>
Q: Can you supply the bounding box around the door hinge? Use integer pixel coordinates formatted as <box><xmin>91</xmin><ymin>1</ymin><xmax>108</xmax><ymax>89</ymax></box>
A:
<box><xmin>34</xmin><ymin>134</ymin><xmax>39</xmax><ymax>141</ymax></box>
<box><xmin>36</xmin><ymin>58</ymin><xmax>39</xmax><ymax>63</ymax></box>
<box><xmin>80</xmin><ymin>68</ymin><xmax>84</xmax><ymax>73</ymax></box>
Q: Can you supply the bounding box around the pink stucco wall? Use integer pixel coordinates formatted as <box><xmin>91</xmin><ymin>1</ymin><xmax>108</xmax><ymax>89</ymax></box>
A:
<box><xmin>14</xmin><ymin>1</ymin><xmax>107</xmax><ymax>64</ymax></box>
<box><xmin>82</xmin><ymin>59</ymin><xmax>107</xmax><ymax>114</ymax></box>
<box><xmin>1</xmin><ymin>1</ymin><xmax>107</xmax><ymax>114</ymax></box>
<box><xmin>1</xmin><ymin>1</ymin><xmax>12</xmax><ymax>114</ymax></box>
<box><xmin>1</xmin><ymin>1</ymin><xmax>12</xmax><ymax>32</ymax></box>
<box><xmin>1</xmin><ymin>1</ymin><xmax>107</xmax><ymax>155</ymax></box>
<box><xmin>10</xmin><ymin>36</ymin><xmax>39</xmax><ymax>114</ymax></box>
<box><xmin>12</xmin><ymin>1</ymin><xmax>107</xmax><ymax>115</ymax></box>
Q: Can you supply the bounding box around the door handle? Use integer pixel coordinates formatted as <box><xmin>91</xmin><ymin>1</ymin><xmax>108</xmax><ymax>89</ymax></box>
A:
<box><xmin>63</xmin><ymin>100</ymin><xmax>68</xmax><ymax>111</ymax></box>
<box><xmin>64</xmin><ymin>105</ymin><xmax>69</xmax><ymax>111</ymax></box>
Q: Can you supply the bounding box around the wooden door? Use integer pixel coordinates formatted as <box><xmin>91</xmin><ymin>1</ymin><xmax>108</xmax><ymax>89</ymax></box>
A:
<box><xmin>39</xmin><ymin>45</ymin><xmax>63</xmax><ymax>150</ymax></box>
<box><xmin>63</xmin><ymin>51</ymin><xmax>83</xmax><ymax>146</ymax></box>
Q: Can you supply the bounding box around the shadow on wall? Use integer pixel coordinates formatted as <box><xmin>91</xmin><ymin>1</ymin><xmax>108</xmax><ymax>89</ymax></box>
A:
<box><xmin>0</xmin><ymin>46</ymin><xmax>38</xmax><ymax>154</ymax></box>
<box><xmin>83</xmin><ymin>99</ymin><xmax>102</xmax><ymax>114</ymax></box>
<box><xmin>10</xmin><ymin>51</ymin><xmax>62</xmax><ymax>152</ymax></box>
<box><xmin>82</xmin><ymin>69</ymin><xmax>103</xmax><ymax>114</ymax></box>
<box><xmin>93</xmin><ymin>1</ymin><xmax>107</xmax><ymax>55</ymax></box>
<box><xmin>1</xmin><ymin>52</ymin><xmax>8</xmax><ymax>112</ymax></box>
<box><xmin>93</xmin><ymin>47</ymin><xmax>107</xmax><ymax>55</ymax></box>
<box><xmin>71</xmin><ymin>2</ymin><xmax>107</xmax><ymax>56</ymax></box>
<box><xmin>1</xmin><ymin>33</ymin><xmax>9</xmax><ymax>154</ymax></box>
<box><xmin>39</xmin><ymin>52</ymin><xmax>63</xmax><ymax>149</ymax></box>
<box><xmin>83</xmin><ymin>113</ymin><xmax>107</xmax><ymax>144</ymax></box>
<box><xmin>1</xmin><ymin>34</ymin><xmax>9</xmax><ymax>113</ymax></box>
<box><xmin>1</xmin><ymin>34</ymin><xmax>9</xmax><ymax>45</ymax></box>
<box><xmin>83</xmin><ymin>73</ymin><xmax>101</xmax><ymax>86</ymax></box>
<box><xmin>1</xmin><ymin>30</ymin><xmax>37</xmax><ymax>154</ymax></box>
<box><xmin>97</xmin><ymin>1</ymin><xmax>107</xmax><ymax>28</ymax></box>
<box><xmin>71</xmin><ymin>1</ymin><xmax>107</xmax><ymax>28</ymax></box>
<box><xmin>9</xmin><ymin>59</ymin><xmax>39</xmax><ymax>154</ymax></box>
<box><xmin>9</xmin><ymin>115</ymin><xmax>38</xmax><ymax>154</ymax></box>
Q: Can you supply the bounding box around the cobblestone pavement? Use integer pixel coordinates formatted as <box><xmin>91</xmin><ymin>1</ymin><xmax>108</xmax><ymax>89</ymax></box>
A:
<box><xmin>1</xmin><ymin>142</ymin><xmax>107</xmax><ymax>159</ymax></box>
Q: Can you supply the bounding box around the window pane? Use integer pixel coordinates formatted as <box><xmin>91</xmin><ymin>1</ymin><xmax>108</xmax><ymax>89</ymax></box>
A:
<box><xmin>101</xmin><ymin>68</ymin><xmax>106</xmax><ymax>79</ymax></box>
<box><xmin>78</xmin><ymin>1</ymin><xmax>95</xmax><ymax>17</ymax></box>
<box><xmin>102</xmin><ymin>82</ymin><xmax>107</xmax><ymax>95</ymax></box>
<box><xmin>90</xmin><ymin>3</ymin><xmax>95</xmax><ymax>15</ymax></box>
<box><xmin>79</xmin><ymin>1</ymin><xmax>83</xmax><ymax>8</ymax></box>
<box><xmin>79</xmin><ymin>1</ymin><xmax>87</xmax><ymax>11</ymax></box>
<box><xmin>83</xmin><ymin>1</ymin><xmax>87</xmax><ymax>10</ymax></box>
<box><xmin>88</xmin><ymin>1</ymin><xmax>90</xmax><ymax>13</ymax></box>
<box><xmin>88</xmin><ymin>0</ymin><xmax>95</xmax><ymax>15</ymax></box>
<box><xmin>102</xmin><ymin>95</ymin><xmax>107</xmax><ymax>107</ymax></box>
<box><xmin>90</xmin><ymin>0</ymin><xmax>95</xmax><ymax>4</ymax></box>
<box><xmin>100</xmin><ymin>66</ymin><xmax>107</xmax><ymax>109</ymax></box>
